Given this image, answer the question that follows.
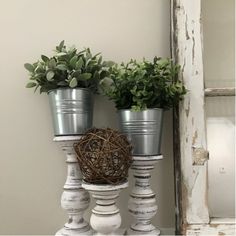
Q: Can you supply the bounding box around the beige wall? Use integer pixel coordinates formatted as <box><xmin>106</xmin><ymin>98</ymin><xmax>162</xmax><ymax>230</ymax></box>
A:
<box><xmin>0</xmin><ymin>0</ymin><xmax>175</xmax><ymax>234</ymax></box>
<box><xmin>203</xmin><ymin>0</ymin><xmax>235</xmax><ymax>88</ymax></box>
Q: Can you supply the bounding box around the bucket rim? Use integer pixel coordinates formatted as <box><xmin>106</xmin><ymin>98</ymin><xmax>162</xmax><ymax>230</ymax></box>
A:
<box><xmin>117</xmin><ymin>107</ymin><xmax>163</xmax><ymax>113</ymax></box>
<box><xmin>48</xmin><ymin>87</ymin><xmax>92</xmax><ymax>95</ymax></box>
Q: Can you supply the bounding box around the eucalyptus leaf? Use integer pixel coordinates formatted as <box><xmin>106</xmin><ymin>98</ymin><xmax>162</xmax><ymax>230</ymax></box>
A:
<box><xmin>56</xmin><ymin>64</ymin><xmax>67</xmax><ymax>71</ymax></box>
<box><xmin>86</xmin><ymin>51</ymin><xmax>92</xmax><ymax>60</ymax></box>
<box><xmin>41</xmin><ymin>55</ymin><xmax>49</xmax><ymax>62</ymax></box>
<box><xmin>98</xmin><ymin>56</ymin><xmax>102</xmax><ymax>64</ymax></box>
<box><xmin>46</xmin><ymin>71</ymin><xmax>55</xmax><ymax>81</ymax></box>
<box><xmin>26</xmin><ymin>82</ymin><xmax>37</xmax><ymax>88</ymax></box>
<box><xmin>24</xmin><ymin>63</ymin><xmax>34</xmax><ymax>72</ymax></box>
<box><xmin>76</xmin><ymin>57</ymin><xmax>84</xmax><ymax>69</ymax></box>
<box><xmin>48</xmin><ymin>58</ymin><xmax>56</xmax><ymax>68</ymax></box>
<box><xmin>58</xmin><ymin>40</ymin><xmax>65</xmax><ymax>51</ymax></box>
<box><xmin>69</xmin><ymin>77</ymin><xmax>78</xmax><ymax>88</ymax></box>
<box><xmin>56</xmin><ymin>52</ymin><xmax>67</xmax><ymax>57</ymax></box>
<box><xmin>78</xmin><ymin>73</ymin><xmax>92</xmax><ymax>81</ymax></box>
<box><xmin>70</xmin><ymin>55</ymin><xmax>78</xmax><ymax>68</ymax></box>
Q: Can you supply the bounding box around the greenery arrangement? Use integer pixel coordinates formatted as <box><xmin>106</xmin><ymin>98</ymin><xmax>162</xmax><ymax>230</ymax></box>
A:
<box><xmin>24</xmin><ymin>41</ymin><xmax>112</xmax><ymax>93</ymax></box>
<box><xmin>101</xmin><ymin>57</ymin><xmax>186</xmax><ymax>111</ymax></box>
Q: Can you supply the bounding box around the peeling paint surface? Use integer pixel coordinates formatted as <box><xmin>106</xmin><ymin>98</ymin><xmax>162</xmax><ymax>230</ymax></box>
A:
<box><xmin>192</xmin><ymin>147</ymin><xmax>209</xmax><ymax>165</ymax></box>
<box><xmin>192</xmin><ymin>130</ymin><xmax>198</xmax><ymax>145</ymax></box>
<box><xmin>171</xmin><ymin>0</ymin><xmax>236</xmax><ymax>234</ymax></box>
<box><xmin>171</xmin><ymin>0</ymin><xmax>210</xmax><ymax>228</ymax></box>
<box><xmin>186</xmin><ymin>223</ymin><xmax>236</xmax><ymax>236</ymax></box>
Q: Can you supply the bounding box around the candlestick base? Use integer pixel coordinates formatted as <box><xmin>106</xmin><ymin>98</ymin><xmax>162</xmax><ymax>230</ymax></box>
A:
<box><xmin>126</xmin><ymin>155</ymin><xmax>163</xmax><ymax>236</ymax></box>
<box><xmin>83</xmin><ymin>182</ymin><xmax>128</xmax><ymax>236</ymax></box>
<box><xmin>54</xmin><ymin>136</ymin><xmax>92</xmax><ymax>236</ymax></box>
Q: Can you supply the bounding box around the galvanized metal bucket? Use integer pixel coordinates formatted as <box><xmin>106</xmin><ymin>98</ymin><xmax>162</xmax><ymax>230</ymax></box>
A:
<box><xmin>117</xmin><ymin>108</ymin><xmax>163</xmax><ymax>155</ymax></box>
<box><xmin>48</xmin><ymin>88</ymin><xmax>93</xmax><ymax>136</ymax></box>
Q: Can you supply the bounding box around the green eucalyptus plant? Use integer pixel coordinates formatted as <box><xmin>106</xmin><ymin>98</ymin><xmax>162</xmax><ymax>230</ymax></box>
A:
<box><xmin>101</xmin><ymin>57</ymin><xmax>186</xmax><ymax>111</ymax></box>
<box><xmin>24</xmin><ymin>41</ymin><xmax>112</xmax><ymax>93</ymax></box>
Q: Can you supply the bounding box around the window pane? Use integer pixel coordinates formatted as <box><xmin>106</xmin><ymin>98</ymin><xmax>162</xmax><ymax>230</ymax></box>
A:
<box><xmin>206</xmin><ymin>96</ymin><xmax>235</xmax><ymax>217</ymax></box>
<box><xmin>203</xmin><ymin>0</ymin><xmax>235</xmax><ymax>88</ymax></box>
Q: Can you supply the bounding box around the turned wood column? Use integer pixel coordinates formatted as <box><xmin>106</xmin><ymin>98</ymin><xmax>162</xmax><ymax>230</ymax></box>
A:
<box><xmin>82</xmin><ymin>182</ymin><xmax>128</xmax><ymax>236</ymax></box>
<box><xmin>126</xmin><ymin>155</ymin><xmax>163</xmax><ymax>236</ymax></box>
<box><xmin>54</xmin><ymin>136</ymin><xmax>92</xmax><ymax>236</ymax></box>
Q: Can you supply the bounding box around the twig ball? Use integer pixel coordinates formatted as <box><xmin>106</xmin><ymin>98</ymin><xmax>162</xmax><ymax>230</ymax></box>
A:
<box><xmin>74</xmin><ymin>128</ymin><xmax>133</xmax><ymax>185</ymax></box>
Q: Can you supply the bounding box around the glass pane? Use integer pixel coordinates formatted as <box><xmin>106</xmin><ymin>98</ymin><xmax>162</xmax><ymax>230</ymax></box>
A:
<box><xmin>202</xmin><ymin>0</ymin><xmax>235</xmax><ymax>88</ymax></box>
<box><xmin>206</xmin><ymin>96</ymin><xmax>235</xmax><ymax>217</ymax></box>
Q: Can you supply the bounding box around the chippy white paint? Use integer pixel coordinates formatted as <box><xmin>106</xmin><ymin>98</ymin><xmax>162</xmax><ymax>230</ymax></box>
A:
<box><xmin>126</xmin><ymin>155</ymin><xmax>163</xmax><ymax>235</ymax></box>
<box><xmin>171</xmin><ymin>0</ymin><xmax>209</xmax><ymax>225</ymax></box>
<box><xmin>171</xmin><ymin>0</ymin><xmax>236</xmax><ymax>235</ymax></box>
<box><xmin>82</xmin><ymin>182</ymin><xmax>128</xmax><ymax>236</ymax></box>
<box><xmin>54</xmin><ymin>136</ymin><xmax>92</xmax><ymax>236</ymax></box>
<box><xmin>186</xmin><ymin>222</ymin><xmax>236</xmax><ymax>236</ymax></box>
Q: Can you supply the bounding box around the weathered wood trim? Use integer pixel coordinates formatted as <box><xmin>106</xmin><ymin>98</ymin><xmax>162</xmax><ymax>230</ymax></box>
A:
<box><xmin>171</xmin><ymin>1</ymin><xmax>236</xmax><ymax>234</ymax></box>
<box><xmin>170</xmin><ymin>0</ymin><xmax>183</xmax><ymax>232</ymax></box>
<box><xmin>172</xmin><ymin>105</ymin><xmax>183</xmax><ymax>235</ymax></box>
<box><xmin>171</xmin><ymin>0</ymin><xmax>210</xmax><ymax>228</ymax></box>
<box><xmin>184</xmin><ymin>223</ymin><xmax>236</xmax><ymax>235</ymax></box>
<box><xmin>192</xmin><ymin>147</ymin><xmax>209</xmax><ymax>165</ymax></box>
<box><xmin>210</xmin><ymin>218</ymin><xmax>236</xmax><ymax>224</ymax></box>
<box><xmin>205</xmin><ymin>87</ymin><xmax>235</xmax><ymax>97</ymax></box>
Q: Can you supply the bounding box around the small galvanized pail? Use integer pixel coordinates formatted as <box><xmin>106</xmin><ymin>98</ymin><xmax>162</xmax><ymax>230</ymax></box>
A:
<box><xmin>118</xmin><ymin>108</ymin><xmax>163</xmax><ymax>155</ymax></box>
<box><xmin>48</xmin><ymin>88</ymin><xmax>93</xmax><ymax>136</ymax></box>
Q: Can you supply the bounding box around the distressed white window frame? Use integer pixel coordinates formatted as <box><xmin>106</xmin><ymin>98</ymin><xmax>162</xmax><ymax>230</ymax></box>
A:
<box><xmin>171</xmin><ymin>0</ymin><xmax>236</xmax><ymax>235</ymax></box>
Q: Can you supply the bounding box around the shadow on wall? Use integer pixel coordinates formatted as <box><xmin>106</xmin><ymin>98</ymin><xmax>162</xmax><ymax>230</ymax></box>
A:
<box><xmin>93</xmin><ymin>95</ymin><xmax>118</xmax><ymax>129</ymax></box>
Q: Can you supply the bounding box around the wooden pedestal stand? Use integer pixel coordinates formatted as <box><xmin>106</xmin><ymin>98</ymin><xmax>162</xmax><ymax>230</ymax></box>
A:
<box><xmin>83</xmin><ymin>182</ymin><xmax>128</xmax><ymax>236</ymax></box>
<box><xmin>54</xmin><ymin>136</ymin><xmax>92</xmax><ymax>236</ymax></box>
<box><xmin>126</xmin><ymin>155</ymin><xmax>163</xmax><ymax>235</ymax></box>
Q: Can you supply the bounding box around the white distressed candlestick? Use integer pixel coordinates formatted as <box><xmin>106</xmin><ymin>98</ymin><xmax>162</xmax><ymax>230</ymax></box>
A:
<box><xmin>82</xmin><ymin>182</ymin><xmax>128</xmax><ymax>236</ymax></box>
<box><xmin>54</xmin><ymin>136</ymin><xmax>92</xmax><ymax>236</ymax></box>
<box><xmin>126</xmin><ymin>155</ymin><xmax>163</xmax><ymax>236</ymax></box>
